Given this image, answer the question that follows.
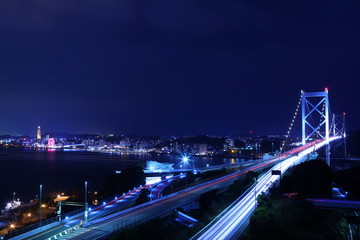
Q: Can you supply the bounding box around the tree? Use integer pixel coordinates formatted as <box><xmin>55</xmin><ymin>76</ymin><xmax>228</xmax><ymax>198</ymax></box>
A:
<box><xmin>243</xmin><ymin>160</ymin><xmax>347</xmax><ymax>240</ymax></box>
<box><xmin>281</xmin><ymin>160</ymin><xmax>332</xmax><ymax>198</ymax></box>
<box><xmin>100</xmin><ymin>165</ymin><xmax>145</xmax><ymax>199</ymax></box>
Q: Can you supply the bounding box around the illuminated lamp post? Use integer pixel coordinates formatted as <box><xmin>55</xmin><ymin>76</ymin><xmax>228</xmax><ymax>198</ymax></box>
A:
<box><xmin>253</xmin><ymin>178</ymin><xmax>257</xmax><ymax>208</ymax></box>
<box><xmin>39</xmin><ymin>184</ymin><xmax>43</xmax><ymax>227</ymax></box>
<box><xmin>182</xmin><ymin>155</ymin><xmax>194</xmax><ymax>189</ymax></box>
<box><xmin>182</xmin><ymin>156</ymin><xmax>194</xmax><ymax>170</ymax></box>
<box><xmin>84</xmin><ymin>181</ymin><xmax>88</xmax><ymax>224</ymax></box>
<box><xmin>9</xmin><ymin>223</ymin><xmax>15</xmax><ymax>232</ymax></box>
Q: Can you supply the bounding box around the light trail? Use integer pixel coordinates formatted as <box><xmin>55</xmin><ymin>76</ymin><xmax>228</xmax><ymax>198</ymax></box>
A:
<box><xmin>149</xmin><ymin>174</ymin><xmax>184</xmax><ymax>201</ymax></box>
<box><xmin>193</xmin><ymin>137</ymin><xmax>340</xmax><ymax>240</ymax></box>
<box><xmin>25</xmin><ymin>138</ymin><xmax>338</xmax><ymax>240</ymax></box>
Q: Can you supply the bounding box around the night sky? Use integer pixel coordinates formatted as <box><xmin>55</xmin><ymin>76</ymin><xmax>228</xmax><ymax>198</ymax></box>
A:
<box><xmin>0</xmin><ymin>1</ymin><xmax>359</xmax><ymax>136</ymax></box>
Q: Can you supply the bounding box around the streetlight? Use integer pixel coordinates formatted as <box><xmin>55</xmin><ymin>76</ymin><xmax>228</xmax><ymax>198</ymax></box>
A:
<box><xmin>9</xmin><ymin>223</ymin><xmax>15</xmax><ymax>231</ymax></box>
<box><xmin>39</xmin><ymin>184</ymin><xmax>43</xmax><ymax>228</ymax></box>
<box><xmin>253</xmin><ymin>178</ymin><xmax>257</xmax><ymax>208</ymax></box>
<box><xmin>84</xmin><ymin>181</ymin><xmax>88</xmax><ymax>224</ymax></box>
<box><xmin>17</xmin><ymin>198</ymin><xmax>20</xmax><ymax>220</ymax></box>
<box><xmin>182</xmin><ymin>155</ymin><xmax>193</xmax><ymax>189</ymax></box>
<box><xmin>182</xmin><ymin>155</ymin><xmax>194</xmax><ymax>170</ymax></box>
<box><xmin>182</xmin><ymin>156</ymin><xmax>189</xmax><ymax>188</ymax></box>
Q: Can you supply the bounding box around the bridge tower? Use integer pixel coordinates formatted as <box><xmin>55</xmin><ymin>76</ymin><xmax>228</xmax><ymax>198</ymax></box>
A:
<box><xmin>331</xmin><ymin>112</ymin><xmax>346</xmax><ymax>138</ymax></box>
<box><xmin>330</xmin><ymin>112</ymin><xmax>347</xmax><ymax>159</ymax></box>
<box><xmin>301</xmin><ymin>88</ymin><xmax>331</xmax><ymax>165</ymax></box>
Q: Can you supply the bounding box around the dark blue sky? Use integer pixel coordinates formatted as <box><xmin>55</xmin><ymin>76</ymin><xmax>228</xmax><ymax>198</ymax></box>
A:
<box><xmin>0</xmin><ymin>1</ymin><xmax>359</xmax><ymax>136</ymax></box>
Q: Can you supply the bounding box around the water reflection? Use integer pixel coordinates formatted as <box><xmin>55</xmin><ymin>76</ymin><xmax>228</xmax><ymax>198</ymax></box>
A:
<box><xmin>0</xmin><ymin>150</ymin><xmax>249</xmax><ymax>207</ymax></box>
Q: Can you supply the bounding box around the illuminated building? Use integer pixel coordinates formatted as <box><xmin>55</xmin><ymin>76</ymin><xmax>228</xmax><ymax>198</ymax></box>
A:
<box><xmin>37</xmin><ymin>126</ymin><xmax>41</xmax><ymax>140</ymax></box>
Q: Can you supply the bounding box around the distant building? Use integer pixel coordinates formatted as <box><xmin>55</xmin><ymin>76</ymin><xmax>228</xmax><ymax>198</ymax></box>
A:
<box><xmin>146</xmin><ymin>161</ymin><xmax>174</xmax><ymax>171</ymax></box>
<box><xmin>198</xmin><ymin>144</ymin><xmax>207</xmax><ymax>155</ymax></box>
<box><xmin>37</xmin><ymin>126</ymin><xmax>41</xmax><ymax>140</ymax></box>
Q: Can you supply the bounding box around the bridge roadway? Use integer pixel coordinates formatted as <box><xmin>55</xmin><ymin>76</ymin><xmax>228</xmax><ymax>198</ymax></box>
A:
<box><xmin>27</xmin><ymin>141</ymin><xmax>325</xmax><ymax>240</ymax></box>
<box><xmin>192</xmin><ymin>137</ymin><xmax>341</xmax><ymax>240</ymax></box>
<box><xmin>17</xmin><ymin>140</ymin><xmax>328</xmax><ymax>240</ymax></box>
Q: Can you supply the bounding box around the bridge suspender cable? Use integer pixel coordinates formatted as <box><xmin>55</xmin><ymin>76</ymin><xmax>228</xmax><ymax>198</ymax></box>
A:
<box><xmin>279</xmin><ymin>91</ymin><xmax>303</xmax><ymax>153</ymax></box>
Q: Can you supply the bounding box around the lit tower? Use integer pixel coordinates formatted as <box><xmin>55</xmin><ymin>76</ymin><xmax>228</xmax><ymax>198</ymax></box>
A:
<box><xmin>301</xmin><ymin>88</ymin><xmax>330</xmax><ymax>165</ymax></box>
<box><xmin>37</xmin><ymin>126</ymin><xmax>41</xmax><ymax>140</ymax></box>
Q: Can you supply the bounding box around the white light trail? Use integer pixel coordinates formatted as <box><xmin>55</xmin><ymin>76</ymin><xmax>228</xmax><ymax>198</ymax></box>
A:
<box><xmin>194</xmin><ymin>137</ymin><xmax>340</xmax><ymax>240</ymax></box>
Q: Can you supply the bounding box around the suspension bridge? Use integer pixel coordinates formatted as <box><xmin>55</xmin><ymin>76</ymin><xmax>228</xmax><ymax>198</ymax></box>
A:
<box><xmin>192</xmin><ymin>88</ymin><xmax>347</xmax><ymax>240</ymax></box>
<box><xmin>4</xmin><ymin>89</ymin><xmax>347</xmax><ymax>240</ymax></box>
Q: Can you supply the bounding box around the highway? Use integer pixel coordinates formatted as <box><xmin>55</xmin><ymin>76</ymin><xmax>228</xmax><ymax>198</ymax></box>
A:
<box><xmin>13</xmin><ymin>139</ymin><xmax>334</xmax><ymax>240</ymax></box>
<box><xmin>16</xmin><ymin>187</ymin><xmax>146</xmax><ymax>240</ymax></box>
<box><xmin>149</xmin><ymin>174</ymin><xmax>185</xmax><ymax>201</ymax></box>
<box><xmin>10</xmin><ymin>160</ymin><xmax>265</xmax><ymax>239</ymax></box>
<box><xmin>148</xmin><ymin>160</ymin><xmax>261</xmax><ymax>201</ymax></box>
<box><xmin>24</xmin><ymin>162</ymin><xmax>275</xmax><ymax>239</ymax></box>
<box><xmin>192</xmin><ymin>137</ymin><xmax>340</xmax><ymax>240</ymax></box>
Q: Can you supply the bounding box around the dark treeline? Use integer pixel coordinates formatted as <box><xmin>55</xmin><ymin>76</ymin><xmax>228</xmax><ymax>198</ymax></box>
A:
<box><xmin>99</xmin><ymin>164</ymin><xmax>146</xmax><ymax>199</ymax></box>
<box><xmin>280</xmin><ymin>160</ymin><xmax>333</xmax><ymax>198</ymax></box>
<box><xmin>243</xmin><ymin>160</ymin><xmax>348</xmax><ymax>240</ymax></box>
<box><xmin>347</xmin><ymin>129</ymin><xmax>360</xmax><ymax>157</ymax></box>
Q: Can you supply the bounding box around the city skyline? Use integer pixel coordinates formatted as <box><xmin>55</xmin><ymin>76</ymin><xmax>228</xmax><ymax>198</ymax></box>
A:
<box><xmin>0</xmin><ymin>1</ymin><xmax>359</xmax><ymax>136</ymax></box>
<box><xmin>0</xmin><ymin>2</ymin><xmax>359</xmax><ymax>239</ymax></box>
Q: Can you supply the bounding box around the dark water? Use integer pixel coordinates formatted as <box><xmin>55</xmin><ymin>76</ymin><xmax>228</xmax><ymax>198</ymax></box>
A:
<box><xmin>1</xmin><ymin>148</ymin><xmax>357</xmax><ymax>210</ymax></box>
<box><xmin>0</xmin><ymin>149</ymin><xmax>238</xmax><ymax>208</ymax></box>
